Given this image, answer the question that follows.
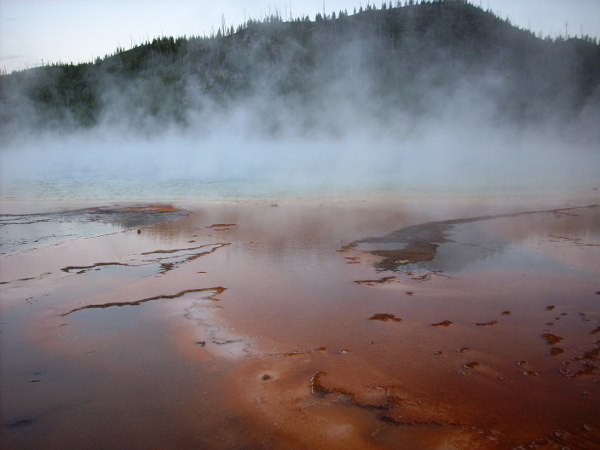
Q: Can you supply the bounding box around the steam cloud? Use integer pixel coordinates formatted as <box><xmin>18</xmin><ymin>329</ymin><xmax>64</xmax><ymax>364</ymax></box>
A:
<box><xmin>1</xmin><ymin>4</ymin><xmax>599</xmax><ymax>201</ymax></box>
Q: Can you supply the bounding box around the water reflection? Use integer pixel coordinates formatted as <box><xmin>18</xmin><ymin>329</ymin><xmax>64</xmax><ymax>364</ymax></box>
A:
<box><xmin>350</xmin><ymin>205</ymin><xmax>600</xmax><ymax>276</ymax></box>
<box><xmin>0</xmin><ymin>206</ymin><xmax>188</xmax><ymax>254</ymax></box>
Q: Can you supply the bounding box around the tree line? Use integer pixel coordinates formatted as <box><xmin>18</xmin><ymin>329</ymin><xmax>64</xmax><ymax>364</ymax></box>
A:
<box><xmin>1</xmin><ymin>0</ymin><xmax>598</xmax><ymax>134</ymax></box>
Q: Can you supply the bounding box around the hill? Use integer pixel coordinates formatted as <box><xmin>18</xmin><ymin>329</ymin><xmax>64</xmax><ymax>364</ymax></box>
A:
<box><xmin>1</xmin><ymin>0</ymin><xmax>599</xmax><ymax>138</ymax></box>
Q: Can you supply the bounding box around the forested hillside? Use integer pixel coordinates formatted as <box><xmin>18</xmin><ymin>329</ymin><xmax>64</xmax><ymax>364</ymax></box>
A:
<box><xmin>1</xmin><ymin>0</ymin><xmax>599</xmax><ymax>138</ymax></box>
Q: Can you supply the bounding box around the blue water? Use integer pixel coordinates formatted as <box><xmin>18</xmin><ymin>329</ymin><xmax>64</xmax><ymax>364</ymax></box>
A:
<box><xmin>1</xmin><ymin>131</ymin><xmax>597</xmax><ymax>205</ymax></box>
<box><xmin>0</xmin><ymin>176</ymin><xmax>406</xmax><ymax>204</ymax></box>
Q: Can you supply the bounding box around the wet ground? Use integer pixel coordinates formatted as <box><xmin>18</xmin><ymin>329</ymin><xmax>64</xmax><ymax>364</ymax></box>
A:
<box><xmin>0</xmin><ymin>204</ymin><xmax>188</xmax><ymax>254</ymax></box>
<box><xmin>1</xmin><ymin>200</ymin><xmax>599</xmax><ymax>449</ymax></box>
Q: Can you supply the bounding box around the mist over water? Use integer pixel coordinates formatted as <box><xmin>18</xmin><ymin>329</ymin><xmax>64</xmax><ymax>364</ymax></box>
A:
<box><xmin>2</xmin><ymin>100</ymin><xmax>598</xmax><ymax>204</ymax></box>
<box><xmin>1</xmin><ymin>4</ymin><xmax>599</xmax><ymax>205</ymax></box>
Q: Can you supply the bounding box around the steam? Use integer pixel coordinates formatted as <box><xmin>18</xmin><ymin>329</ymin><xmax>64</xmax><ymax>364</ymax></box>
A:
<box><xmin>2</xmin><ymin>103</ymin><xmax>597</xmax><ymax>201</ymax></box>
<box><xmin>1</xmin><ymin>10</ymin><xmax>599</xmax><ymax>203</ymax></box>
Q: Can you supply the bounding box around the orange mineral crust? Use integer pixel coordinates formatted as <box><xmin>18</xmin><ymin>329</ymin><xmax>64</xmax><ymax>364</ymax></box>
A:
<box><xmin>1</xmin><ymin>202</ymin><xmax>599</xmax><ymax>448</ymax></box>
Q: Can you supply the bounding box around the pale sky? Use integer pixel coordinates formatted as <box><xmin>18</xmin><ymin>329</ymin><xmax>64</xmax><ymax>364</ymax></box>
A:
<box><xmin>1</xmin><ymin>0</ymin><xmax>599</xmax><ymax>74</ymax></box>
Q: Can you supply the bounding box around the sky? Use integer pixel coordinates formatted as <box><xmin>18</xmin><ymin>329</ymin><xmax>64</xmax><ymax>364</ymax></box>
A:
<box><xmin>1</xmin><ymin>0</ymin><xmax>599</xmax><ymax>74</ymax></box>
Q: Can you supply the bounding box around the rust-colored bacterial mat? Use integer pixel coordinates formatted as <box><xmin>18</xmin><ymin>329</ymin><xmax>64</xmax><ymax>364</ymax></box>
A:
<box><xmin>1</xmin><ymin>202</ymin><xmax>599</xmax><ymax>448</ymax></box>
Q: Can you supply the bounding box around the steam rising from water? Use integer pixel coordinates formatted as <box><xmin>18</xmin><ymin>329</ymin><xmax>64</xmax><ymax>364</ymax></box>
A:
<box><xmin>2</xmin><ymin>99</ymin><xmax>598</xmax><ymax>203</ymax></box>
<box><xmin>1</xmin><ymin>18</ymin><xmax>599</xmax><ymax>203</ymax></box>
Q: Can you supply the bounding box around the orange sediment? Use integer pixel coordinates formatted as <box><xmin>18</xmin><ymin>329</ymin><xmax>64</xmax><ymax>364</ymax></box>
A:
<box><xmin>1</xmin><ymin>202</ymin><xmax>599</xmax><ymax>449</ymax></box>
